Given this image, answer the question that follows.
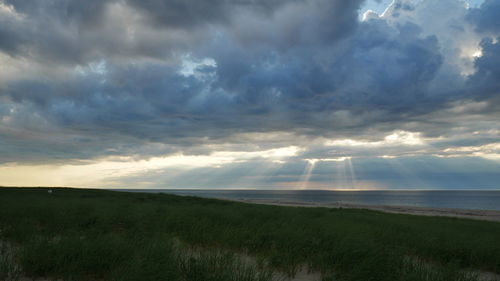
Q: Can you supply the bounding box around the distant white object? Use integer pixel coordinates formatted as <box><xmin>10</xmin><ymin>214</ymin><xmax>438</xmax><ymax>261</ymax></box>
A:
<box><xmin>48</xmin><ymin>189</ymin><xmax>53</xmax><ymax>194</ymax></box>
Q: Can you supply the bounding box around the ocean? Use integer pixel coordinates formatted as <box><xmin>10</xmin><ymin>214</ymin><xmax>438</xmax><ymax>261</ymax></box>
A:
<box><xmin>117</xmin><ymin>189</ymin><xmax>500</xmax><ymax>211</ymax></box>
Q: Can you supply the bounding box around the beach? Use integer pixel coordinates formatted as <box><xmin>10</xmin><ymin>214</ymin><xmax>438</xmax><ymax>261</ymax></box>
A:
<box><xmin>232</xmin><ymin>199</ymin><xmax>500</xmax><ymax>222</ymax></box>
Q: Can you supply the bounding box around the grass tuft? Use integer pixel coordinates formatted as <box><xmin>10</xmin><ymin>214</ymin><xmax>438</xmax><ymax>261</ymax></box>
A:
<box><xmin>0</xmin><ymin>241</ymin><xmax>22</xmax><ymax>281</ymax></box>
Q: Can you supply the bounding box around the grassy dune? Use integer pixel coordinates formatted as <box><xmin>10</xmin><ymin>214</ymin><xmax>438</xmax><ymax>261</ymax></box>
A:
<box><xmin>0</xmin><ymin>187</ymin><xmax>499</xmax><ymax>281</ymax></box>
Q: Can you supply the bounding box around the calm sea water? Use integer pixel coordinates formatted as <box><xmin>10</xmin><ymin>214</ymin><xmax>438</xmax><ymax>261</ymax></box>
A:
<box><xmin>117</xmin><ymin>189</ymin><xmax>500</xmax><ymax>211</ymax></box>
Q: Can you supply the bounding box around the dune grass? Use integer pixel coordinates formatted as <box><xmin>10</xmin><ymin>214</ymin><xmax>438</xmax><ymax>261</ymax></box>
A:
<box><xmin>0</xmin><ymin>187</ymin><xmax>499</xmax><ymax>281</ymax></box>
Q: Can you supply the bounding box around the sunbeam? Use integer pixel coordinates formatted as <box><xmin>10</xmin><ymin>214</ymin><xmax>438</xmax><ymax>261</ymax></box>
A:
<box><xmin>298</xmin><ymin>159</ymin><xmax>318</xmax><ymax>189</ymax></box>
<box><xmin>332</xmin><ymin>159</ymin><xmax>348</xmax><ymax>189</ymax></box>
<box><xmin>345</xmin><ymin>157</ymin><xmax>357</xmax><ymax>189</ymax></box>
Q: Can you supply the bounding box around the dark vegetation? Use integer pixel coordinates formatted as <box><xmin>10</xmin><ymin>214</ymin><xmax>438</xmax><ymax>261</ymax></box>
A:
<box><xmin>0</xmin><ymin>187</ymin><xmax>499</xmax><ymax>281</ymax></box>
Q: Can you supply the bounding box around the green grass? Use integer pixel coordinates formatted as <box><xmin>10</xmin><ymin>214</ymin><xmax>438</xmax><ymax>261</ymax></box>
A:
<box><xmin>0</xmin><ymin>240</ymin><xmax>22</xmax><ymax>281</ymax></box>
<box><xmin>0</xmin><ymin>187</ymin><xmax>499</xmax><ymax>281</ymax></box>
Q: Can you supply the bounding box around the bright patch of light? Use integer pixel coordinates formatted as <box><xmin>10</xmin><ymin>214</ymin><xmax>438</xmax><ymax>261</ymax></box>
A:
<box><xmin>441</xmin><ymin>143</ymin><xmax>500</xmax><ymax>160</ymax></box>
<box><xmin>179</xmin><ymin>56</ymin><xmax>217</xmax><ymax>77</ymax></box>
<box><xmin>298</xmin><ymin>159</ymin><xmax>317</xmax><ymax>189</ymax></box>
<box><xmin>0</xmin><ymin>155</ymin><xmax>232</xmax><ymax>187</ymax></box>
<box><xmin>472</xmin><ymin>50</ymin><xmax>483</xmax><ymax>58</ymax></box>
<box><xmin>0</xmin><ymin>146</ymin><xmax>301</xmax><ymax>187</ymax></box>
<box><xmin>361</xmin><ymin>0</ymin><xmax>394</xmax><ymax>19</ymax></box>
<box><xmin>326</xmin><ymin>139</ymin><xmax>368</xmax><ymax>146</ymax></box>
<box><xmin>345</xmin><ymin>157</ymin><xmax>357</xmax><ymax>189</ymax></box>
<box><xmin>0</xmin><ymin>2</ymin><xmax>23</xmax><ymax>20</ymax></box>
<box><xmin>362</xmin><ymin>9</ymin><xmax>379</xmax><ymax>21</ymax></box>
<box><xmin>384</xmin><ymin>131</ymin><xmax>423</xmax><ymax>145</ymax></box>
<box><xmin>444</xmin><ymin>143</ymin><xmax>500</xmax><ymax>153</ymax></box>
<box><xmin>325</xmin><ymin>131</ymin><xmax>424</xmax><ymax>147</ymax></box>
<box><xmin>216</xmin><ymin>146</ymin><xmax>300</xmax><ymax>160</ymax></box>
<box><xmin>380</xmin><ymin>155</ymin><xmax>397</xmax><ymax>159</ymax></box>
<box><xmin>306</xmin><ymin>157</ymin><xmax>351</xmax><ymax>163</ymax></box>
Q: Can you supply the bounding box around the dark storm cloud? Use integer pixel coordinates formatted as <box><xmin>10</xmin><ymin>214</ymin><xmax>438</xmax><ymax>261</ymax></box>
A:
<box><xmin>468</xmin><ymin>37</ymin><xmax>500</xmax><ymax>97</ymax></box>
<box><xmin>4</xmin><ymin>0</ymin><xmax>109</xmax><ymax>23</ymax></box>
<box><xmin>0</xmin><ymin>0</ymin><xmax>499</xmax><ymax>170</ymax></box>
<box><xmin>125</xmin><ymin>0</ymin><xmax>296</xmax><ymax>28</ymax></box>
<box><xmin>467</xmin><ymin>0</ymin><xmax>500</xmax><ymax>33</ymax></box>
<box><xmin>465</xmin><ymin>0</ymin><xmax>500</xmax><ymax>107</ymax></box>
<box><xmin>0</xmin><ymin>0</ymin><xmax>201</xmax><ymax>64</ymax></box>
<box><xmin>0</xmin><ymin>0</ymin><xmax>305</xmax><ymax>64</ymax></box>
<box><xmin>0</xmin><ymin>0</ymin><xmax>111</xmax><ymax>61</ymax></box>
<box><xmin>0</xmin><ymin>0</ymin><xmax>366</xmax><ymax>151</ymax></box>
<box><xmin>203</xmin><ymin>13</ymin><xmax>445</xmax><ymax>127</ymax></box>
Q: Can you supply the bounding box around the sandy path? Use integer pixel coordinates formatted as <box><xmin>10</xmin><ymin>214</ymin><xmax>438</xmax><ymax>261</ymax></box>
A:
<box><xmin>230</xmin><ymin>199</ymin><xmax>500</xmax><ymax>223</ymax></box>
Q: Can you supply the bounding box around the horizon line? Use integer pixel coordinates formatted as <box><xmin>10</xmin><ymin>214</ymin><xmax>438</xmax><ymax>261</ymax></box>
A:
<box><xmin>2</xmin><ymin>186</ymin><xmax>500</xmax><ymax>192</ymax></box>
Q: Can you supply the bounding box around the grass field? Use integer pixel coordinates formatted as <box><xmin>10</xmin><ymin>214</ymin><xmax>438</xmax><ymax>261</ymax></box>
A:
<box><xmin>0</xmin><ymin>187</ymin><xmax>499</xmax><ymax>281</ymax></box>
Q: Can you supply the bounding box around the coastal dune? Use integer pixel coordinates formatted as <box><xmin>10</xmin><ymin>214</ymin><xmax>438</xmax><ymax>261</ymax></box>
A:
<box><xmin>2</xmin><ymin>188</ymin><xmax>500</xmax><ymax>281</ymax></box>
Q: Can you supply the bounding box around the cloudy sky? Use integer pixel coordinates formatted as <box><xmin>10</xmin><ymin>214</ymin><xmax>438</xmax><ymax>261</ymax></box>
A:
<box><xmin>0</xmin><ymin>0</ymin><xmax>499</xmax><ymax>189</ymax></box>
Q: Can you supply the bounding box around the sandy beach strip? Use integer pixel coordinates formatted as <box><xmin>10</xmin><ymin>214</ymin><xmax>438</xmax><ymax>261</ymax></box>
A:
<box><xmin>229</xmin><ymin>199</ymin><xmax>500</xmax><ymax>223</ymax></box>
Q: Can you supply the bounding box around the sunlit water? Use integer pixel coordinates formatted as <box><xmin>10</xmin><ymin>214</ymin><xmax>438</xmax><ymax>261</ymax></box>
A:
<box><xmin>117</xmin><ymin>189</ymin><xmax>500</xmax><ymax>211</ymax></box>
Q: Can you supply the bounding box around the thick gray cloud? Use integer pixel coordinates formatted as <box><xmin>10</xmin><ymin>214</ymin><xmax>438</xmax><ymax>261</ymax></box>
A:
<box><xmin>0</xmin><ymin>0</ymin><xmax>499</xmax><ymax>189</ymax></box>
<box><xmin>468</xmin><ymin>37</ymin><xmax>500</xmax><ymax>97</ymax></box>
<box><xmin>467</xmin><ymin>0</ymin><xmax>500</xmax><ymax>33</ymax></box>
<box><xmin>125</xmin><ymin>0</ymin><xmax>297</xmax><ymax>28</ymax></box>
<box><xmin>465</xmin><ymin>0</ymin><xmax>500</xmax><ymax>102</ymax></box>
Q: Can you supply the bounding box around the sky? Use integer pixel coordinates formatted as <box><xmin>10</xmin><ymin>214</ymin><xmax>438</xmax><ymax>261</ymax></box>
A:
<box><xmin>0</xmin><ymin>0</ymin><xmax>499</xmax><ymax>190</ymax></box>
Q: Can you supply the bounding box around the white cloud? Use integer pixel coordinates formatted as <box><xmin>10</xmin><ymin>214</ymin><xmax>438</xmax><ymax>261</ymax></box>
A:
<box><xmin>441</xmin><ymin>143</ymin><xmax>500</xmax><ymax>160</ymax></box>
<box><xmin>0</xmin><ymin>2</ymin><xmax>23</xmax><ymax>20</ymax></box>
<box><xmin>325</xmin><ymin>130</ymin><xmax>425</xmax><ymax>147</ymax></box>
